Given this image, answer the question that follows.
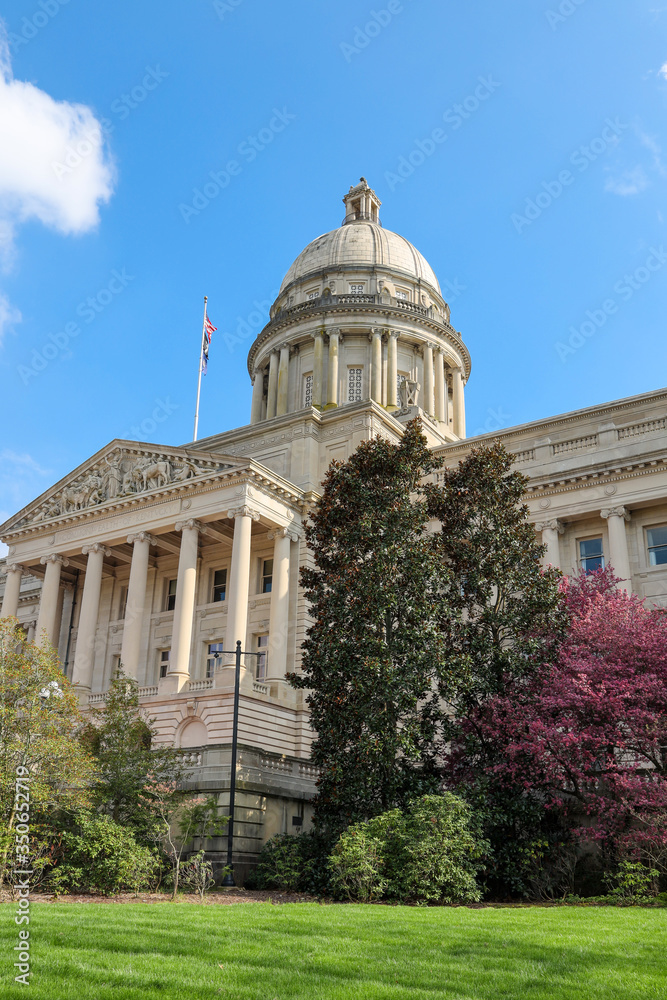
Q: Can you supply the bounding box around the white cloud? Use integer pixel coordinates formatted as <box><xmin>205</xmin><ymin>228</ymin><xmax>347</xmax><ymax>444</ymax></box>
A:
<box><xmin>0</xmin><ymin>29</ymin><xmax>114</xmax><ymax>250</ymax></box>
<box><xmin>660</xmin><ymin>62</ymin><xmax>667</xmax><ymax>80</ymax></box>
<box><xmin>604</xmin><ymin>165</ymin><xmax>649</xmax><ymax>197</ymax></box>
<box><xmin>0</xmin><ymin>291</ymin><xmax>20</xmax><ymax>345</ymax></box>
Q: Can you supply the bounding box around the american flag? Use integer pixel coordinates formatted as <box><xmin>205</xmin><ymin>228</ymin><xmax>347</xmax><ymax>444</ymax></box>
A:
<box><xmin>202</xmin><ymin>313</ymin><xmax>217</xmax><ymax>374</ymax></box>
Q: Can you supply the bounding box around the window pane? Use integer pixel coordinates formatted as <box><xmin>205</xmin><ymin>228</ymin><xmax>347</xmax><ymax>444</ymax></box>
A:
<box><xmin>213</xmin><ymin>568</ymin><xmax>227</xmax><ymax>602</ymax></box>
<box><xmin>256</xmin><ymin>635</ymin><xmax>268</xmax><ymax>679</ymax></box>
<box><xmin>262</xmin><ymin>559</ymin><xmax>273</xmax><ymax>594</ymax></box>
<box><xmin>303</xmin><ymin>373</ymin><xmax>313</xmax><ymax>408</ymax></box>
<box><xmin>347</xmin><ymin>367</ymin><xmax>363</xmax><ymax>403</ymax></box>
<box><xmin>166</xmin><ymin>579</ymin><xmax>177</xmax><ymax>611</ymax></box>
<box><xmin>648</xmin><ymin>526</ymin><xmax>667</xmax><ymax>565</ymax></box>
<box><xmin>579</xmin><ymin>537</ymin><xmax>604</xmax><ymax>573</ymax></box>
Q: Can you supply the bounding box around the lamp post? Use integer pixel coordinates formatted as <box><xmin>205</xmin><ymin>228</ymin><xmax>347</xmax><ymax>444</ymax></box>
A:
<box><xmin>220</xmin><ymin>640</ymin><xmax>262</xmax><ymax>888</ymax></box>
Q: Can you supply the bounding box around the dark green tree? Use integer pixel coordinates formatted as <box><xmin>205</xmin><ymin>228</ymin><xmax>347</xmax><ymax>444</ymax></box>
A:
<box><xmin>82</xmin><ymin>669</ymin><xmax>185</xmax><ymax>841</ymax></box>
<box><xmin>290</xmin><ymin>420</ymin><xmax>450</xmax><ymax>832</ymax></box>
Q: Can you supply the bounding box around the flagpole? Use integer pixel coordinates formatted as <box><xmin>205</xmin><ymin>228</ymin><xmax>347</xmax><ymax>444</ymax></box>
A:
<box><xmin>193</xmin><ymin>295</ymin><xmax>208</xmax><ymax>442</ymax></box>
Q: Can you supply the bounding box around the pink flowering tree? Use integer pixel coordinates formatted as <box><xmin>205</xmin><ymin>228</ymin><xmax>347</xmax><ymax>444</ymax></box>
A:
<box><xmin>451</xmin><ymin>569</ymin><xmax>667</xmax><ymax>865</ymax></box>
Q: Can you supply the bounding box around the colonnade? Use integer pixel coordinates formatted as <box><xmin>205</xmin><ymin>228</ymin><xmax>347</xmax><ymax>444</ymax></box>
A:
<box><xmin>4</xmin><ymin>513</ymin><xmax>297</xmax><ymax>696</ymax></box>
<box><xmin>537</xmin><ymin>506</ymin><xmax>633</xmax><ymax>592</ymax></box>
<box><xmin>250</xmin><ymin>329</ymin><xmax>466</xmax><ymax>436</ymax></box>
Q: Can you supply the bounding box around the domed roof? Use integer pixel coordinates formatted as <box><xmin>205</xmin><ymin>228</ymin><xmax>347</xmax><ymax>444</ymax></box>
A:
<box><xmin>278</xmin><ymin>179</ymin><xmax>441</xmax><ymax>295</ymax></box>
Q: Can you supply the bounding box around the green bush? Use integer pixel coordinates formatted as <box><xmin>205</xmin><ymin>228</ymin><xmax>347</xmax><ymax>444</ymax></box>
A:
<box><xmin>47</xmin><ymin>813</ymin><xmax>160</xmax><ymax>895</ymax></box>
<box><xmin>247</xmin><ymin>830</ymin><xmax>336</xmax><ymax>895</ymax></box>
<box><xmin>329</xmin><ymin>794</ymin><xmax>487</xmax><ymax>904</ymax></box>
<box><xmin>603</xmin><ymin>860</ymin><xmax>659</xmax><ymax>903</ymax></box>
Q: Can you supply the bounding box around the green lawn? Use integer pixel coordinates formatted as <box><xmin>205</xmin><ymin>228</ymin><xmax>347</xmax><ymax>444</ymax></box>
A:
<box><xmin>1</xmin><ymin>902</ymin><xmax>665</xmax><ymax>999</ymax></box>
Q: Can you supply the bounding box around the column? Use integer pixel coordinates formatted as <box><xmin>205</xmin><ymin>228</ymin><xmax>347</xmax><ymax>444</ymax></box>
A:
<box><xmin>422</xmin><ymin>343</ymin><xmax>434</xmax><ymax>416</ymax></box>
<box><xmin>166</xmin><ymin>520</ymin><xmax>201</xmax><ymax>690</ymax></box>
<box><xmin>434</xmin><ymin>349</ymin><xmax>446</xmax><ymax>423</ymax></box>
<box><xmin>225</xmin><ymin>506</ymin><xmax>258</xmax><ymax>653</ymax></box>
<box><xmin>36</xmin><ymin>554</ymin><xmax>68</xmax><ymax>647</ymax></box>
<box><xmin>1</xmin><ymin>563</ymin><xmax>24</xmax><ymax>618</ymax></box>
<box><xmin>537</xmin><ymin>520</ymin><xmax>564</xmax><ymax>568</ymax></box>
<box><xmin>266</xmin><ymin>352</ymin><xmax>279</xmax><ymax>419</ymax></box>
<box><xmin>312</xmin><ymin>331</ymin><xmax>324</xmax><ymax>408</ymax></box>
<box><xmin>120</xmin><ymin>532</ymin><xmax>156</xmax><ymax>679</ymax></box>
<box><xmin>276</xmin><ymin>343</ymin><xmax>290</xmax><ymax>416</ymax></box>
<box><xmin>326</xmin><ymin>329</ymin><xmax>340</xmax><ymax>408</ymax></box>
<box><xmin>267</xmin><ymin>528</ymin><xmax>292</xmax><ymax>680</ymax></box>
<box><xmin>452</xmin><ymin>367</ymin><xmax>466</xmax><ymax>438</ymax></box>
<box><xmin>387</xmin><ymin>332</ymin><xmax>398</xmax><ymax>410</ymax></box>
<box><xmin>71</xmin><ymin>544</ymin><xmax>109</xmax><ymax>693</ymax></box>
<box><xmin>601</xmin><ymin>507</ymin><xmax>632</xmax><ymax>592</ymax></box>
<box><xmin>250</xmin><ymin>368</ymin><xmax>264</xmax><ymax>424</ymax></box>
<box><xmin>370</xmin><ymin>328</ymin><xmax>382</xmax><ymax>403</ymax></box>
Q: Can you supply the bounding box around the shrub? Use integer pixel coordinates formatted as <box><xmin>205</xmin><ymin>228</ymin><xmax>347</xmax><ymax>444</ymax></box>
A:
<box><xmin>603</xmin><ymin>860</ymin><xmax>659</xmax><ymax>903</ymax></box>
<box><xmin>329</xmin><ymin>794</ymin><xmax>487</xmax><ymax>904</ymax></box>
<box><xmin>179</xmin><ymin>850</ymin><xmax>215</xmax><ymax>902</ymax></box>
<box><xmin>47</xmin><ymin>813</ymin><xmax>160</xmax><ymax>895</ymax></box>
<box><xmin>248</xmin><ymin>833</ymin><xmax>308</xmax><ymax>892</ymax></box>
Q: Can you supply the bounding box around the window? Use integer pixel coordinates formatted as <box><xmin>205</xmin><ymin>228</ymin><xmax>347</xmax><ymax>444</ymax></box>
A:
<box><xmin>262</xmin><ymin>559</ymin><xmax>273</xmax><ymax>594</ymax></box>
<box><xmin>303</xmin><ymin>373</ymin><xmax>313</xmax><ymax>408</ymax></box>
<box><xmin>579</xmin><ymin>537</ymin><xmax>604</xmax><ymax>573</ymax></box>
<box><xmin>256</xmin><ymin>635</ymin><xmax>269</xmax><ymax>680</ymax></box>
<box><xmin>349</xmin><ymin>283</ymin><xmax>364</xmax><ymax>294</ymax></box>
<box><xmin>111</xmin><ymin>654</ymin><xmax>121</xmax><ymax>678</ymax></box>
<box><xmin>212</xmin><ymin>569</ymin><xmax>227</xmax><ymax>602</ymax></box>
<box><xmin>159</xmin><ymin>649</ymin><xmax>170</xmax><ymax>678</ymax></box>
<box><xmin>347</xmin><ymin>367</ymin><xmax>363</xmax><ymax>402</ymax></box>
<box><xmin>395</xmin><ymin>290</ymin><xmax>408</xmax><ymax>301</ymax></box>
<box><xmin>166</xmin><ymin>579</ymin><xmax>177</xmax><ymax>611</ymax></box>
<box><xmin>206</xmin><ymin>642</ymin><xmax>224</xmax><ymax>678</ymax></box>
<box><xmin>647</xmin><ymin>525</ymin><xmax>667</xmax><ymax>566</ymax></box>
<box><xmin>307</xmin><ymin>290</ymin><xmax>319</xmax><ymax>300</ymax></box>
<box><xmin>118</xmin><ymin>586</ymin><xmax>127</xmax><ymax>620</ymax></box>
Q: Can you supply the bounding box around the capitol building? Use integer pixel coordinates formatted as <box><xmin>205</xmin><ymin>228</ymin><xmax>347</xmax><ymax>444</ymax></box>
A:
<box><xmin>2</xmin><ymin>179</ymin><xmax>667</xmax><ymax>873</ymax></box>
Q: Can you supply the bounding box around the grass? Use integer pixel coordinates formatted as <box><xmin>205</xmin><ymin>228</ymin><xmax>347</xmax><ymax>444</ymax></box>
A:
<box><xmin>1</xmin><ymin>902</ymin><xmax>665</xmax><ymax>999</ymax></box>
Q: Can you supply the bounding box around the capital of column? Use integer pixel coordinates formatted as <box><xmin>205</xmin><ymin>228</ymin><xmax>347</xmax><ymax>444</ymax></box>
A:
<box><xmin>6</xmin><ymin>563</ymin><xmax>25</xmax><ymax>574</ymax></box>
<box><xmin>175</xmin><ymin>518</ymin><xmax>205</xmax><ymax>534</ymax></box>
<box><xmin>369</xmin><ymin>327</ymin><xmax>382</xmax><ymax>340</ymax></box>
<box><xmin>601</xmin><ymin>506</ymin><xmax>630</xmax><ymax>521</ymax></box>
<box><xmin>40</xmin><ymin>554</ymin><xmax>69</xmax><ymax>568</ymax></box>
<box><xmin>127</xmin><ymin>531</ymin><xmax>158</xmax><ymax>547</ymax></box>
<box><xmin>537</xmin><ymin>519</ymin><xmax>564</xmax><ymax>534</ymax></box>
<box><xmin>226</xmin><ymin>505</ymin><xmax>261</xmax><ymax>521</ymax></box>
<box><xmin>81</xmin><ymin>543</ymin><xmax>112</xmax><ymax>557</ymax></box>
<box><xmin>267</xmin><ymin>526</ymin><xmax>300</xmax><ymax>542</ymax></box>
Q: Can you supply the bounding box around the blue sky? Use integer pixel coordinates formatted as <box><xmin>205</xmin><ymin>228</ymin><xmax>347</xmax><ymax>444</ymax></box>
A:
<box><xmin>1</xmin><ymin>0</ymin><xmax>667</xmax><ymax>543</ymax></box>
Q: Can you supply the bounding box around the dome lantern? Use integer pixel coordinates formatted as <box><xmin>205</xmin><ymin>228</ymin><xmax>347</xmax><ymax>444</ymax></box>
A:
<box><xmin>342</xmin><ymin>177</ymin><xmax>381</xmax><ymax>226</ymax></box>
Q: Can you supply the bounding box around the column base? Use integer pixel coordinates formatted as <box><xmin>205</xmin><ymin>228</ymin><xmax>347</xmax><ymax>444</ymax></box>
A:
<box><xmin>159</xmin><ymin>671</ymin><xmax>190</xmax><ymax>694</ymax></box>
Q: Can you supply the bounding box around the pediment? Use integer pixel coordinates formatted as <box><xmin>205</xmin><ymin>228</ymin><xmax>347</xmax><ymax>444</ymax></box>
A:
<box><xmin>1</xmin><ymin>440</ymin><xmax>243</xmax><ymax>535</ymax></box>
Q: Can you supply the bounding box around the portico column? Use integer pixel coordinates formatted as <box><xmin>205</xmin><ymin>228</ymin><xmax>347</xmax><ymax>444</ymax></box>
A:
<box><xmin>312</xmin><ymin>331</ymin><xmax>324</xmax><ymax>408</ymax></box>
<box><xmin>267</xmin><ymin>528</ymin><xmax>292</xmax><ymax>680</ymax></box>
<box><xmin>601</xmin><ymin>506</ymin><xmax>632</xmax><ymax>592</ymax></box>
<box><xmin>36</xmin><ymin>554</ymin><xmax>68</xmax><ymax>647</ymax></box>
<box><xmin>452</xmin><ymin>367</ymin><xmax>466</xmax><ymax>438</ymax></box>
<box><xmin>225</xmin><ymin>505</ymin><xmax>259</xmax><ymax>653</ymax></box>
<box><xmin>370</xmin><ymin>328</ymin><xmax>382</xmax><ymax>403</ymax></box>
<box><xmin>422</xmin><ymin>344</ymin><xmax>434</xmax><ymax>416</ymax></box>
<box><xmin>537</xmin><ymin>520</ymin><xmax>564</xmax><ymax>568</ymax></box>
<box><xmin>121</xmin><ymin>532</ymin><xmax>156</xmax><ymax>679</ymax></box>
<box><xmin>166</xmin><ymin>520</ymin><xmax>201</xmax><ymax>690</ymax></box>
<box><xmin>1</xmin><ymin>564</ymin><xmax>24</xmax><ymax>618</ymax></box>
<box><xmin>250</xmin><ymin>368</ymin><xmax>264</xmax><ymax>424</ymax></box>
<box><xmin>387</xmin><ymin>332</ymin><xmax>399</xmax><ymax>410</ymax></box>
<box><xmin>266</xmin><ymin>352</ymin><xmax>279</xmax><ymax>419</ymax></box>
<box><xmin>434</xmin><ymin>349</ymin><xmax>446</xmax><ymax>423</ymax></box>
<box><xmin>72</xmin><ymin>544</ymin><xmax>110</xmax><ymax>693</ymax></box>
<box><xmin>276</xmin><ymin>343</ymin><xmax>290</xmax><ymax>416</ymax></box>
<box><xmin>326</xmin><ymin>329</ymin><xmax>340</xmax><ymax>408</ymax></box>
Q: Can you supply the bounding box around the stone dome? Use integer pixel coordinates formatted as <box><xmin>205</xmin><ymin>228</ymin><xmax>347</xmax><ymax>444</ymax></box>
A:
<box><xmin>278</xmin><ymin>178</ymin><xmax>441</xmax><ymax>296</ymax></box>
<box><xmin>279</xmin><ymin>222</ymin><xmax>441</xmax><ymax>295</ymax></box>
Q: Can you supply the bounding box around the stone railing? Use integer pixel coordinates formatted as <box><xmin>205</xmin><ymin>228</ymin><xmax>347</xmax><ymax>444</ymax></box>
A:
<box><xmin>181</xmin><ymin>751</ymin><xmax>202</xmax><ymax>767</ymax></box>
<box><xmin>511</xmin><ymin>448</ymin><xmax>536</xmax><ymax>464</ymax></box>
<box><xmin>272</xmin><ymin>293</ymin><xmax>452</xmax><ymax>329</ymax></box>
<box><xmin>618</xmin><ymin>417</ymin><xmax>667</xmax><ymax>440</ymax></box>
<box><xmin>298</xmin><ymin>762</ymin><xmax>321</xmax><ymax>780</ymax></box>
<box><xmin>252</xmin><ymin>681</ymin><xmax>269</xmax><ymax>695</ymax></box>
<box><xmin>87</xmin><ymin>692</ymin><xmax>107</xmax><ymax>706</ymax></box>
<box><xmin>138</xmin><ymin>685</ymin><xmax>159</xmax><ymax>698</ymax></box>
<box><xmin>188</xmin><ymin>678</ymin><xmax>213</xmax><ymax>692</ymax></box>
<box><xmin>552</xmin><ymin>434</ymin><xmax>599</xmax><ymax>455</ymax></box>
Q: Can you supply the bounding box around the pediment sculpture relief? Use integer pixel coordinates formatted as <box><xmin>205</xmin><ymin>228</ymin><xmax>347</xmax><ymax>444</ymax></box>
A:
<box><xmin>22</xmin><ymin>451</ymin><xmax>229</xmax><ymax>525</ymax></box>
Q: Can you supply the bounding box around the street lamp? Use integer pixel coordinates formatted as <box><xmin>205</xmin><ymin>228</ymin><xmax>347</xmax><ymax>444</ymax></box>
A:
<box><xmin>220</xmin><ymin>639</ymin><xmax>263</xmax><ymax>889</ymax></box>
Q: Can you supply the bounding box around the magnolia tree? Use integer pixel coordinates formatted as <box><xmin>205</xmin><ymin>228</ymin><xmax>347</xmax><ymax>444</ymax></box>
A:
<box><xmin>448</xmin><ymin>570</ymin><xmax>667</xmax><ymax>865</ymax></box>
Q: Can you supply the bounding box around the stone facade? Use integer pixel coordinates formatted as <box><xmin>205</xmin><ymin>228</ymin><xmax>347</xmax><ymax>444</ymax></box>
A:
<box><xmin>2</xmin><ymin>179</ymin><xmax>666</xmax><ymax>873</ymax></box>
